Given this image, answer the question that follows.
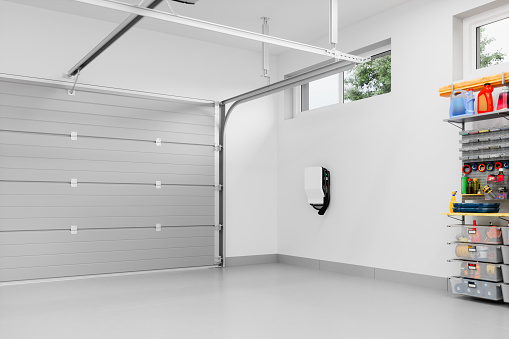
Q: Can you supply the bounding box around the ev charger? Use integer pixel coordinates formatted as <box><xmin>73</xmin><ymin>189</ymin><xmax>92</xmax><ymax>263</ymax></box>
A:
<box><xmin>304</xmin><ymin>167</ymin><xmax>330</xmax><ymax>215</ymax></box>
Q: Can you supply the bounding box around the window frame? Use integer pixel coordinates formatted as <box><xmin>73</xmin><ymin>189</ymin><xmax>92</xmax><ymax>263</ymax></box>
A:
<box><xmin>463</xmin><ymin>4</ymin><xmax>509</xmax><ymax>78</ymax></box>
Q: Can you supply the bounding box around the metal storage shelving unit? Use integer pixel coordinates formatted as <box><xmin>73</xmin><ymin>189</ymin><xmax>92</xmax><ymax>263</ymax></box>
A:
<box><xmin>444</xmin><ymin>111</ymin><xmax>509</xmax><ymax>304</ymax></box>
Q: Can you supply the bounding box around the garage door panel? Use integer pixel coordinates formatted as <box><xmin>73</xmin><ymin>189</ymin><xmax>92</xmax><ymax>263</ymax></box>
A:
<box><xmin>0</xmin><ymin>132</ymin><xmax>215</xmax><ymax>156</ymax></box>
<box><xmin>0</xmin><ymin>226</ymin><xmax>214</xmax><ymax>245</ymax></box>
<box><xmin>0</xmin><ymin>236</ymin><xmax>214</xmax><ymax>257</ymax></box>
<box><xmin>0</xmin><ymin>117</ymin><xmax>215</xmax><ymax>145</ymax></box>
<box><xmin>0</xmin><ymin>103</ymin><xmax>214</xmax><ymax>136</ymax></box>
<box><xmin>0</xmin><ymin>81</ymin><xmax>215</xmax><ymax>117</ymax></box>
<box><xmin>0</xmin><ymin>182</ymin><xmax>215</xmax><ymax>196</ymax></box>
<box><xmin>0</xmin><ymin>246</ymin><xmax>214</xmax><ymax>269</ymax></box>
<box><xmin>0</xmin><ymin>205</ymin><xmax>215</xmax><ymax>219</ymax></box>
<box><xmin>0</xmin><ymin>144</ymin><xmax>215</xmax><ymax>166</ymax></box>
<box><xmin>0</xmin><ymin>156</ymin><xmax>214</xmax><ymax>176</ymax></box>
<box><xmin>0</xmin><ymin>101</ymin><xmax>215</xmax><ymax>128</ymax></box>
<box><xmin>0</xmin><ymin>168</ymin><xmax>215</xmax><ymax>185</ymax></box>
<box><xmin>0</xmin><ymin>256</ymin><xmax>215</xmax><ymax>282</ymax></box>
<box><xmin>0</xmin><ymin>195</ymin><xmax>214</xmax><ymax>207</ymax></box>
<box><xmin>0</xmin><ymin>215</ymin><xmax>214</xmax><ymax>231</ymax></box>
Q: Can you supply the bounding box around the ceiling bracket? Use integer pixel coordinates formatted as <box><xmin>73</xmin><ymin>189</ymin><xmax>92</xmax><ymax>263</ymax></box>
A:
<box><xmin>67</xmin><ymin>69</ymin><xmax>81</xmax><ymax>96</ymax></box>
<box><xmin>329</xmin><ymin>0</ymin><xmax>338</xmax><ymax>52</ymax></box>
<box><xmin>261</xmin><ymin>17</ymin><xmax>270</xmax><ymax>85</ymax></box>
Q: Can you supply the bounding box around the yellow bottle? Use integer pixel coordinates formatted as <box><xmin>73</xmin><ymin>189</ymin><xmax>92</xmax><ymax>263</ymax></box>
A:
<box><xmin>450</xmin><ymin>191</ymin><xmax>457</xmax><ymax>213</ymax></box>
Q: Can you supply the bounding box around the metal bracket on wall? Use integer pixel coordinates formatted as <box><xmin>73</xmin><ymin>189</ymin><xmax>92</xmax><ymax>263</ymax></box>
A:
<box><xmin>447</xmin><ymin>121</ymin><xmax>465</xmax><ymax>130</ymax></box>
<box><xmin>447</xmin><ymin>215</ymin><xmax>465</xmax><ymax>222</ymax></box>
<box><xmin>213</xmin><ymin>144</ymin><xmax>222</xmax><ymax>152</ymax></box>
<box><xmin>214</xmin><ymin>224</ymin><xmax>222</xmax><ymax>231</ymax></box>
<box><xmin>214</xmin><ymin>256</ymin><xmax>223</xmax><ymax>265</ymax></box>
<box><xmin>214</xmin><ymin>184</ymin><xmax>222</xmax><ymax>191</ymax></box>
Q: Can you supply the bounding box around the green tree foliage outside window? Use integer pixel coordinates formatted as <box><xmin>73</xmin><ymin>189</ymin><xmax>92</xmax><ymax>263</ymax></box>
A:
<box><xmin>479</xmin><ymin>26</ymin><xmax>506</xmax><ymax>68</ymax></box>
<box><xmin>344</xmin><ymin>54</ymin><xmax>391</xmax><ymax>102</ymax></box>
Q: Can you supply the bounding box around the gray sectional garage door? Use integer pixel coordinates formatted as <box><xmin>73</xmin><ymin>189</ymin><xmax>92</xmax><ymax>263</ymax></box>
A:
<box><xmin>0</xmin><ymin>78</ymin><xmax>217</xmax><ymax>282</ymax></box>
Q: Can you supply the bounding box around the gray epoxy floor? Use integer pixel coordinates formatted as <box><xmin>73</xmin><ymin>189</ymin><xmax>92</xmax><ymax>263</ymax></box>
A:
<box><xmin>0</xmin><ymin>263</ymin><xmax>508</xmax><ymax>339</ymax></box>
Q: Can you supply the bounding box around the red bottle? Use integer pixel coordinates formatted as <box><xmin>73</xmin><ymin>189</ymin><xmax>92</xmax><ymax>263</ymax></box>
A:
<box><xmin>478</xmin><ymin>83</ymin><xmax>494</xmax><ymax>113</ymax></box>
<box><xmin>497</xmin><ymin>85</ymin><xmax>509</xmax><ymax>111</ymax></box>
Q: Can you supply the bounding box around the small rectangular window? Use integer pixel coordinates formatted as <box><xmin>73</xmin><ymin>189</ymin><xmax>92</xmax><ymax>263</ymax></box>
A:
<box><xmin>289</xmin><ymin>39</ymin><xmax>391</xmax><ymax>117</ymax></box>
<box><xmin>476</xmin><ymin>17</ymin><xmax>509</xmax><ymax>69</ymax></box>
<box><xmin>343</xmin><ymin>52</ymin><xmax>391</xmax><ymax>103</ymax></box>
<box><xmin>301</xmin><ymin>74</ymin><xmax>340</xmax><ymax>111</ymax></box>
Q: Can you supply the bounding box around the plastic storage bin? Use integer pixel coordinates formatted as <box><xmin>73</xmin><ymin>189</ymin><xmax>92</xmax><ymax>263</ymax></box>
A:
<box><xmin>501</xmin><ymin>284</ymin><xmax>509</xmax><ymax>303</ymax></box>
<box><xmin>451</xmin><ymin>225</ymin><xmax>505</xmax><ymax>245</ymax></box>
<box><xmin>452</xmin><ymin>260</ymin><xmax>503</xmax><ymax>282</ymax></box>
<box><xmin>502</xmin><ymin>265</ymin><xmax>509</xmax><ymax>284</ymax></box>
<box><xmin>451</xmin><ymin>243</ymin><xmax>504</xmax><ymax>263</ymax></box>
<box><xmin>502</xmin><ymin>246</ymin><xmax>509</xmax><ymax>264</ymax></box>
<box><xmin>450</xmin><ymin>277</ymin><xmax>503</xmax><ymax>301</ymax></box>
<box><xmin>502</xmin><ymin>227</ymin><xmax>509</xmax><ymax>245</ymax></box>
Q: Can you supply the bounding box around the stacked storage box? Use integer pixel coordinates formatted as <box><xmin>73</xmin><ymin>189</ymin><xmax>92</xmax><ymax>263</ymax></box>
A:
<box><xmin>450</xmin><ymin>225</ymin><xmax>509</xmax><ymax>302</ymax></box>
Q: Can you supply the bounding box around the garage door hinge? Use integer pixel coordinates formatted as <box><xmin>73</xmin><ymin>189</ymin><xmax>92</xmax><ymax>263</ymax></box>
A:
<box><xmin>214</xmin><ymin>224</ymin><xmax>222</xmax><ymax>231</ymax></box>
<box><xmin>214</xmin><ymin>256</ymin><xmax>223</xmax><ymax>265</ymax></box>
<box><xmin>213</xmin><ymin>144</ymin><xmax>222</xmax><ymax>152</ymax></box>
<box><xmin>70</xmin><ymin>225</ymin><xmax>78</xmax><ymax>235</ymax></box>
<box><xmin>214</xmin><ymin>184</ymin><xmax>222</xmax><ymax>191</ymax></box>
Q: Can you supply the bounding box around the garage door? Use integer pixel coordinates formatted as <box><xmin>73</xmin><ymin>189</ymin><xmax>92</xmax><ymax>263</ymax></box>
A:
<box><xmin>0</xmin><ymin>78</ymin><xmax>218</xmax><ymax>282</ymax></box>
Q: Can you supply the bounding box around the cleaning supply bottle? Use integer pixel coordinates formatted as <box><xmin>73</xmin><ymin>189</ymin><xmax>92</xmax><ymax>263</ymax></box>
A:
<box><xmin>466</xmin><ymin>89</ymin><xmax>475</xmax><ymax>115</ymax></box>
<box><xmin>478</xmin><ymin>83</ymin><xmax>494</xmax><ymax>113</ymax></box>
<box><xmin>461</xmin><ymin>176</ymin><xmax>468</xmax><ymax>194</ymax></box>
<box><xmin>450</xmin><ymin>191</ymin><xmax>457</xmax><ymax>213</ymax></box>
<box><xmin>473</xmin><ymin>178</ymin><xmax>480</xmax><ymax>194</ymax></box>
<box><xmin>449</xmin><ymin>90</ymin><xmax>468</xmax><ymax>118</ymax></box>
<box><xmin>497</xmin><ymin>85</ymin><xmax>509</xmax><ymax>111</ymax></box>
<box><xmin>472</xmin><ymin>220</ymin><xmax>481</xmax><ymax>243</ymax></box>
<box><xmin>498</xmin><ymin>168</ymin><xmax>505</xmax><ymax>183</ymax></box>
<box><xmin>467</xmin><ymin>178</ymin><xmax>473</xmax><ymax>194</ymax></box>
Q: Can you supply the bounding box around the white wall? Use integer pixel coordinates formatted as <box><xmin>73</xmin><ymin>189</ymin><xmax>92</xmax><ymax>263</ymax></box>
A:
<box><xmin>0</xmin><ymin>0</ymin><xmax>278</xmax><ymax>258</ymax></box>
<box><xmin>276</xmin><ymin>0</ymin><xmax>497</xmax><ymax>277</ymax></box>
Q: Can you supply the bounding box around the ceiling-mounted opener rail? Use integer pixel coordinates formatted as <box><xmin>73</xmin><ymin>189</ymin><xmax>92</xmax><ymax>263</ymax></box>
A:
<box><xmin>66</xmin><ymin>0</ymin><xmax>165</xmax><ymax>78</ymax></box>
<box><xmin>70</xmin><ymin>0</ymin><xmax>369</xmax><ymax>73</ymax></box>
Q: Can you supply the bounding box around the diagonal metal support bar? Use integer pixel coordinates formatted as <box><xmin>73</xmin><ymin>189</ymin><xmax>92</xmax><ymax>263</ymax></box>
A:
<box><xmin>447</xmin><ymin>216</ymin><xmax>464</xmax><ymax>222</ymax></box>
<box><xmin>68</xmin><ymin>0</ymin><xmax>164</xmax><ymax>76</ymax></box>
<box><xmin>447</xmin><ymin>121</ymin><xmax>464</xmax><ymax>130</ymax></box>
<box><xmin>72</xmin><ymin>0</ymin><xmax>370</xmax><ymax>64</ymax></box>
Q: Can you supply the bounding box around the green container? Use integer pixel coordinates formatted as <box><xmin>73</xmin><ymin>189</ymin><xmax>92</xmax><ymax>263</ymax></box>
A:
<box><xmin>461</xmin><ymin>176</ymin><xmax>468</xmax><ymax>194</ymax></box>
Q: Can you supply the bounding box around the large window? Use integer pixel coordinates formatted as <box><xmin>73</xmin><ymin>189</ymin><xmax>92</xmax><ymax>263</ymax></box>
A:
<box><xmin>476</xmin><ymin>17</ymin><xmax>509</xmax><ymax>69</ymax></box>
<box><xmin>462</xmin><ymin>4</ymin><xmax>509</xmax><ymax>77</ymax></box>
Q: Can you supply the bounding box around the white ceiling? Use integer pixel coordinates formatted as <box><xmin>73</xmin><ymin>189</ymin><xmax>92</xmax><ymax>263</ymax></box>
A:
<box><xmin>5</xmin><ymin>0</ymin><xmax>411</xmax><ymax>54</ymax></box>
